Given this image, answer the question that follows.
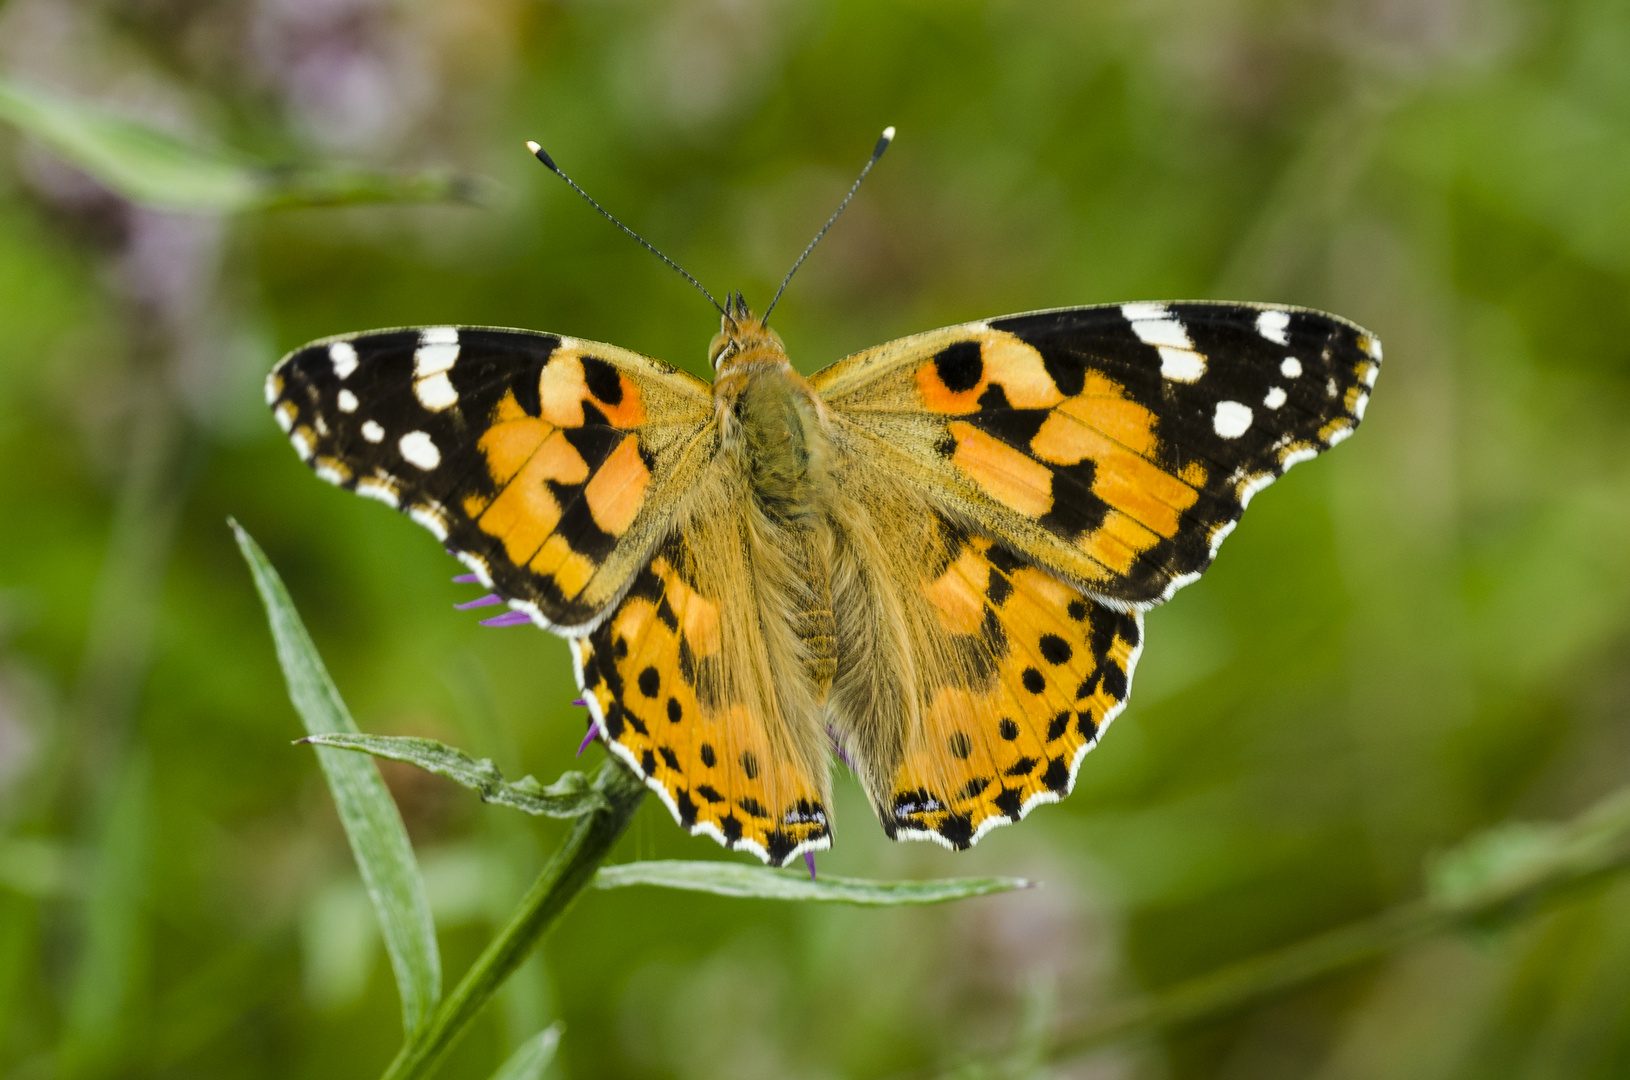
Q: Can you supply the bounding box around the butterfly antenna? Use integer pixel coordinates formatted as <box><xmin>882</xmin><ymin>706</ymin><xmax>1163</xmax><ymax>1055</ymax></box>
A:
<box><xmin>761</xmin><ymin>126</ymin><xmax>894</xmax><ymax>326</ymax></box>
<box><xmin>526</xmin><ymin>141</ymin><xmax>728</xmax><ymax>320</ymax></box>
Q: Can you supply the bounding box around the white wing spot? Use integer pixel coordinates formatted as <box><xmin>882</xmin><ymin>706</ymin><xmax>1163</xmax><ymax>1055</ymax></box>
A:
<box><xmin>415</xmin><ymin>372</ymin><xmax>458</xmax><ymax>411</ymax></box>
<box><xmin>1120</xmin><ymin>302</ymin><xmax>1167</xmax><ymax>322</ymax></box>
<box><xmin>1354</xmin><ymin>392</ymin><xmax>1369</xmax><ymax>420</ymax></box>
<box><xmin>1263</xmin><ymin>386</ymin><xmax>1287</xmax><ymax>409</ymax></box>
<box><xmin>1282</xmin><ymin>446</ymin><xmax>1319</xmax><ymax>469</ymax></box>
<box><xmin>399</xmin><ymin>430</ymin><xmax>441</xmax><ymax>470</ymax></box>
<box><xmin>1327</xmin><ymin>377</ymin><xmax>1338</xmax><ymax>398</ymax></box>
<box><xmin>1159</xmin><ymin>348</ymin><xmax>1206</xmax><ymax>382</ymax></box>
<box><xmin>1363</xmin><ymin>362</ymin><xmax>1379</xmax><ymax>387</ymax></box>
<box><xmin>1327</xmin><ymin>425</ymin><xmax>1353</xmax><ymax>446</ymax></box>
<box><xmin>337</xmin><ymin>389</ymin><xmax>359</xmax><ymax>413</ymax></box>
<box><xmin>1256</xmin><ymin>310</ymin><xmax>1290</xmax><ymax>345</ymax></box>
<box><xmin>290</xmin><ymin>429</ymin><xmax>314</xmax><ymax>460</ymax></box>
<box><xmin>264</xmin><ymin>375</ymin><xmax>281</xmax><ymax>405</ymax></box>
<box><xmin>361</xmin><ymin>419</ymin><xmax>385</xmax><ymax>443</ymax></box>
<box><xmin>1280</xmin><ymin>356</ymin><xmax>1302</xmax><ymax>378</ymax></box>
<box><xmin>1124</xmin><ymin>305</ymin><xmax>1207</xmax><ymax>382</ymax></box>
<box><xmin>414</xmin><ymin>340</ymin><xmax>461</xmax><ymax>411</ymax></box>
<box><xmin>356</xmin><ymin>477</ymin><xmax>400</xmax><ymax>508</ymax></box>
<box><xmin>1213</xmin><ymin>400</ymin><xmax>1253</xmax><ymax>439</ymax></box>
<box><xmin>329</xmin><ymin>341</ymin><xmax>359</xmax><ymax>380</ymax></box>
<box><xmin>409</xmin><ymin>504</ymin><xmax>450</xmax><ymax>541</ymax></box>
<box><xmin>274</xmin><ymin>402</ymin><xmax>297</xmax><ymax>432</ymax></box>
<box><xmin>1362</xmin><ymin>333</ymin><xmax>1382</xmax><ymax>361</ymax></box>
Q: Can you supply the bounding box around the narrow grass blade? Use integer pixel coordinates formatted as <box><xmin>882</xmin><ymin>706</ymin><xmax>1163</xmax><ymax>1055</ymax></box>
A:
<box><xmin>0</xmin><ymin>78</ymin><xmax>479</xmax><ymax>212</ymax></box>
<box><xmin>489</xmin><ymin>1023</ymin><xmax>562</xmax><ymax>1080</ymax></box>
<box><xmin>301</xmin><ymin>734</ymin><xmax>605</xmax><ymax>819</ymax></box>
<box><xmin>594</xmin><ymin>860</ymin><xmax>1031</xmax><ymax>905</ymax></box>
<box><xmin>232</xmin><ymin>521</ymin><xmax>441</xmax><ymax>1035</ymax></box>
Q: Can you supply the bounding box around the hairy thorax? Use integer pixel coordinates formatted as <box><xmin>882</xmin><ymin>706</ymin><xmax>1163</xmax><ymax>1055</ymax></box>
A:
<box><xmin>710</xmin><ymin>315</ymin><xmax>838</xmax><ymax>700</ymax></box>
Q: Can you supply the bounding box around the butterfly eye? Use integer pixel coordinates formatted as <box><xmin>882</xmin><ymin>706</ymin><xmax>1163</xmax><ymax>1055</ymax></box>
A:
<box><xmin>709</xmin><ymin>338</ymin><xmax>737</xmax><ymax>368</ymax></box>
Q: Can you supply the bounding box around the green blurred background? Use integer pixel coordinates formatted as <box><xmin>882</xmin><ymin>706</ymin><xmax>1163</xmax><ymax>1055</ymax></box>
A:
<box><xmin>3</xmin><ymin>0</ymin><xmax>1630</xmax><ymax>1076</ymax></box>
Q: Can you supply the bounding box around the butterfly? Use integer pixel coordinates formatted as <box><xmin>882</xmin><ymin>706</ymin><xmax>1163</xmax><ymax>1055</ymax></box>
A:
<box><xmin>266</xmin><ymin>131</ymin><xmax>1380</xmax><ymax>867</ymax></box>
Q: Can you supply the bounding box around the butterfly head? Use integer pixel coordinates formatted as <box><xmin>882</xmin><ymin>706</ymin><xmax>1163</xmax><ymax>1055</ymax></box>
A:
<box><xmin>709</xmin><ymin>291</ymin><xmax>787</xmax><ymax>372</ymax></box>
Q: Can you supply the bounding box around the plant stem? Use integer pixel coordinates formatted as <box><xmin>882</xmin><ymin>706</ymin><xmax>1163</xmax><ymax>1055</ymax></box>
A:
<box><xmin>380</xmin><ymin>758</ymin><xmax>647</xmax><ymax>1080</ymax></box>
<box><xmin>1041</xmin><ymin>784</ymin><xmax>1630</xmax><ymax>1066</ymax></box>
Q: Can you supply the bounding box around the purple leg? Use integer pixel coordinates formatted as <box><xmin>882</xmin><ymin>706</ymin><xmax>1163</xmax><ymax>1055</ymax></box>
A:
<box><xmin>480</xmin><ymin>610</ymin><xmax>533</xmax><ymax>627</ymax></box>
<box><xmin>803</xmin><ymin>851</ymin><xmax>817</xmax><ymax>880</ymax></box>
<box><xmin>451</xmin><ymin>573</ymin><xmax>480</xmax><ymax>584</ymax></box>
<box><xmin>455</xmin><ymin>594</ymin><xmax>504</xmax><ymax>610</ymax></box>
<box><xmin>576</xmin><ymin>721</ymin><xmax>601</xmax><ymax>758</ymax></box>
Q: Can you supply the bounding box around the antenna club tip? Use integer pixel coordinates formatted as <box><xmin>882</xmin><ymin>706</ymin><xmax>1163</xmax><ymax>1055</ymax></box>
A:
<box><xmin>872</xmin><ymin>126</ymin><xmax>895</xmax><ymax>160</ymax></box>
<box><xmin>526</xmin><ymin>141</ymin><xmax>559</xmax><ymax>172</ymax></box>
<box><xmin>882</xmin><ymin>125</ymin><xmax>896</xmax><ymax>141</ymax></box>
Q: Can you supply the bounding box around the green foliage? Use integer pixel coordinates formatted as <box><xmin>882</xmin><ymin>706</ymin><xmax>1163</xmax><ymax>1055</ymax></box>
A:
<box><xmin>300</xmin><ymin>734</ymin><xmax>605</xmax><ymax>819</ymax></box>
<box><xmin>487</xmin><ymin>1024</ymin><xmax>561</xmax><ymax>1080</ymax></box>
<box><xmin>594</xmin><ymin>860</ymin><xmax>1030</xmax><ymax>906</ymax></box>
<box><xmin>0</xmin><ymin>78</ymin><xmax>479</xmax><ymax>213</ymax></box>
<box><xmin>234</xmin><ymin>522</ymin><xmax>441</xmax><ymax>1036</ymax></box>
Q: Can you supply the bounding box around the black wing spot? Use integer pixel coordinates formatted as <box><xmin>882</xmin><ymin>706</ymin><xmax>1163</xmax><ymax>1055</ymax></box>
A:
<box><xmin>938</xmin><ymin>813</ymin><xmax>975</xmax><ymax>848</ymax></box>
<box><xmin>675</xmin><ymin>790</ymin><xmax>698</xmax><ymax>826</ymax></box>
<box><xmin>998</xmin><ymin>718</ymin><xmax>1019</xmax><ymax>740</ymax></box>
<box><xmin>948</xmin><ymin>732</ymin><xmax>973</xmax><ymax>759</ymax></box>
<box><xmin>1067</xmin><ymin>600</ymin><xmax>1089</xmax><ymax>621</ymax></box>
<box><xmin>1041</xmin><ymin>758</ymin><xmax>1069</xmax><ymax>793</ymax></box>
<box><xmin>638</xmin><ymin>666</ymin><xmax>660</xmax><ymax>697</ymax></box>
<box><xmin>958</xmin><ymin>777</ymin><xmax>991</xmax><ymax>800</ymax></box>
<box><xmin>667</xmin><ymin>697</ymin><xmax>682</xmax><ymax>723</ymax></box>
<box><xmin>1039</xmin><ymin>634</ymin><xmax>1072</xmax><ymax>665</ymax></box>
<box><xmin>697</xmin><ymin>784</ymin><xmax>725</xmax><ymax>803</ymax></box>
<box><xmin>719</xmin><ymin>814</ymin><xmax>744</xmax><ymax>842</ymax></box>
<box><xmin>640</xmin><ymin>749</ymin><xmax>657</xmax><ymax>774</ymax></box>
<box><xmin>700</xmin><ymin>743</ymin><xmax>716</xmax><ymax>767</ymax></box>
<box><xmin>658</xmin><ymin>746</ymin><xmax>681</xmax><ymax>771</ymax></box>
<box><xmin>934</xmin><ymin>340</ymin><xmax>984</xmax><ymax>392</ymax></box>
<box><xmin>1077</xmin><ymin>712</ymin><xmax>1099</xmax><ymax>739</ymax></box>
<box><xmin>1046</xmin><ymin>711</ymin><xmax>1070</xmax><ymax>741</ymax></box>
<box><xmin>737</xmin><ymin>797</ymin><xmax>771</xmax><ymax>819</ymax></box>
<box><xmin>1021</xmin><ymin>667</ymin><xmax>1046</xmax><ymax>694</ymax></box>
<box><xmin>1100</xmin><ymin>663</ymin><xmax>1129</xmax><ymax>700</ymax></box>
<box><xmin>993</xmin><ymin>787</ymin><xmax>1024</xmax><ymax>819</ymax></box>
<box><xmin>739</xmin><ymin>751</ymin><xmax>760</xmax><ymax>780</ymax></box>
<box><xmin>986</xmin><ymin>569</ymin><xmax>1013</xmax><ymax>606</ymax></box>
<box><xmin>1004</xmin><ymin>756</ymin><xmax>1037</xmax><ymax>777</ymax></box>
<box><xmin>579</xmin><ymin>354</ymin><xmax>624</xmax><ymax>406</ymax></box>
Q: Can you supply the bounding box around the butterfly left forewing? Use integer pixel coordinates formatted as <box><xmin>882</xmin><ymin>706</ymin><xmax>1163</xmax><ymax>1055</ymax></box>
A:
<box><xmin>812</xmin><ymin>301</ymin><xmax>1380</xmax><ymax>607</ymax></box>
<box><xmin>268</xmin><ymin>326</ymin><xmax>715</xmax><ymax>631</ymax></box>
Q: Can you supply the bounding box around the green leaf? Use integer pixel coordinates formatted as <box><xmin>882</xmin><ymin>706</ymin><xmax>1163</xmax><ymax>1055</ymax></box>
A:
<box><xmin>0</xmin><ymin>77</ymin><xmax>480</xmax><ymax>213</ymax></box>
<box><xmin>301</xmin><ymin>734</ymin><xmax>606</xmax><ymax>819</ymax></box>
<box><xmin>489</xmin><ymin>1023</ymin><xmax>562</xmax><ymax>1080</ymax></box>
<box><xmin>232</xmin><ymin>521</ymin><xmax>441</xmax><ymax>1036</ymax></box>
<box><xmin>593</xmin><ymin>860</ymin><xmax>1032</xmax><ymax>905</ymax></box>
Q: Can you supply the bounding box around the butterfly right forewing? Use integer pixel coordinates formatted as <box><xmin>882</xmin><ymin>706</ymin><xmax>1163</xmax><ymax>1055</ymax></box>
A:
<box><xmin>812</xmin><ymin>301</ymin><xmax>1381</xmax><ymax>608</ymax></box>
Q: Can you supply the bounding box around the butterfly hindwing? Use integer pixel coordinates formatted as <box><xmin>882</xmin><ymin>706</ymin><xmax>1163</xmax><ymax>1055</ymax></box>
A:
<box><xmin>571</xmin><ymin>529</ymin><xmax>832</xmax><ymax>866</ymax></box>
<box><xmin>267</xmin><ymin>326</ymin><xmax>715</xmax><ymax>630</ymax></box>
<box><xmin>813</xmin><ymin>302</ymin><xmax>1381</xmax><ymax>606</ymax></box>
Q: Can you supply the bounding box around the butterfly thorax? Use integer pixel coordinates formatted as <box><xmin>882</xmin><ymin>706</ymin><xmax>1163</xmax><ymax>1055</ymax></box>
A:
<box><xmin>710</xmin><ymin>311</ymin><xmax>831</xmax><ymax>523</ymax></box>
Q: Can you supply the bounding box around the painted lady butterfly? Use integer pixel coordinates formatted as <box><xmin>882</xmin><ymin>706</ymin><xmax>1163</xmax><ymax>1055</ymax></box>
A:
<box><xmin>267</xmin><ymin>131</ymin><xmax>1380</xmax><ymax>866</ymax></box>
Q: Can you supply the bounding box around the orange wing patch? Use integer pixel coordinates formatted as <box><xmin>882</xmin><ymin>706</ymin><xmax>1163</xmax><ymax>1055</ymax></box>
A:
<box><xmin>884</xmin><ymin>527</ymin><xmax>1143</xmax><ymax>849</ymax></box>
<box><xmin>572</xmin><ymin>534</ymin><xmax>831</xmax><ymax>866</ymax></box>
<box><xmin>917</xmin><ymin>331</ymin><xmax>1202</xmax><ymax>581</ymax></box>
